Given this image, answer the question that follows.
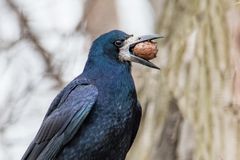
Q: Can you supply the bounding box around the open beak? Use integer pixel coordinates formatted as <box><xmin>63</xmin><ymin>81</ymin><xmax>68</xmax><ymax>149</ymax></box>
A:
<box><xmin>119</xmin><ymin>34</ymin><xmax>163</xmax><ymax>69</ymax></box>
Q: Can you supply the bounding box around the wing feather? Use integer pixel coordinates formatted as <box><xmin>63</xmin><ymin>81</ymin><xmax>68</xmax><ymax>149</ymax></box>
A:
<box><xmin>22</xmin><ymin>84</ymin><xmax>98</xmax><ymax>160</ymax></box>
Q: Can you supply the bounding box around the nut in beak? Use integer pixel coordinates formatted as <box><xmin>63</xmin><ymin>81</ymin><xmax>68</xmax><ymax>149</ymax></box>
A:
<box><xmin>119</xmin><ymin>34</ymin><xmax>163</xmax><ymax>69</ymax></box>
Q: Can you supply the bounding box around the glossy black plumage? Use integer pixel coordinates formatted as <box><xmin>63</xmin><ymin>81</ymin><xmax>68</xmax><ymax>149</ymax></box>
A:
<box><xmin>22</xmin><ymin>30</ymin><xmax>142</xmax><ymax>160</ymax></box>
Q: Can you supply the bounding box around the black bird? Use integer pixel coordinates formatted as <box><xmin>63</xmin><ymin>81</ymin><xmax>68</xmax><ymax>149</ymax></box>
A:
<box><xmin>22</xmin><ymin>30</ymin><xmax>161</xmax><ymax>160</ymax></box>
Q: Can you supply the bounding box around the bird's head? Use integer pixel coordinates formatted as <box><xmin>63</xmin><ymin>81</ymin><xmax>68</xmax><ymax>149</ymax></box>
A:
<box><xmin>88</xmin><ymin>30</ymin><xmax>162</xmax><ymax>70</ymax></box>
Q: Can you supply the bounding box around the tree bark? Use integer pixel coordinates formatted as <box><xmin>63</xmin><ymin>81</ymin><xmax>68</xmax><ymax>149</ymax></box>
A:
<box><xmin>127</xmin><ymin>0</ymin><xmax>240</xmax><ymax>160</ymax></box>
<box><xmin>152</xmin><ymin>98</ymin><xmax>183</xmax><ymax>160</ymax></box>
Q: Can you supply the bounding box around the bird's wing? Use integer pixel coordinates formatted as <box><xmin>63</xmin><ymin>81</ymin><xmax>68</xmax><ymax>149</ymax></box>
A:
<box><xmin>21</xmin><ymin>84</ymin><xmax>98</xmax><ymax>160</ymax></box>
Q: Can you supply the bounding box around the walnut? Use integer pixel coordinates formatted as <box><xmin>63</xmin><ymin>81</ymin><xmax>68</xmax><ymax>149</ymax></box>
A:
<box><xmin>133</xmin><ymin>41</ymin><xmax>158</xmax><ymax>60</ymax></box>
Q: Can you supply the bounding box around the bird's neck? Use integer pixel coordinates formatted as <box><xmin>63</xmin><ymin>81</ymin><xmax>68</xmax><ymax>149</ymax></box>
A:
<box><xmin>82</xmin><ymin>56</ymin><xmax>136</xmax><ymax>105</ymax></box>
<box><xmin>83</xmin><ymin>56</ymin><xmax>132</xmax><ymax>81</ymax></box>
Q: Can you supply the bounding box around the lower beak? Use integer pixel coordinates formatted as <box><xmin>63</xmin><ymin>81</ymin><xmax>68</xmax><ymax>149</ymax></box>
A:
<box><xmin>119</xmin><ymin>34</ymin><xmax>163</xmax><ymax>70</ymax></box>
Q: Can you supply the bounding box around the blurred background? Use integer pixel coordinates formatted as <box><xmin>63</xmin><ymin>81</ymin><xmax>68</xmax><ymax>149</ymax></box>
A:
<box><xmin>0</xmin><ymin>0</ymin><xmax>240</xmax><ymax>159</ymax></box>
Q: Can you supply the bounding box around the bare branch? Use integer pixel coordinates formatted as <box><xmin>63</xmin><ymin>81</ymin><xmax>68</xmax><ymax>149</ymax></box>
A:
<box><xmin>6</xmin><ymin>0</ymin><xmax>64</xmax><ymax>85</ymax></box>
<box><xmin>0</xmin><ymin>39</ymin><xmax>22</xmax><ymax>51</ymax></box>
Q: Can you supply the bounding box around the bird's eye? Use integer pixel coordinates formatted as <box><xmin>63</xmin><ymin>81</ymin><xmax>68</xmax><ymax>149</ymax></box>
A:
<box><xmin>114</xmin><ymin>40</ymin><xmax>124</xmax><ymax>47</ymax></box>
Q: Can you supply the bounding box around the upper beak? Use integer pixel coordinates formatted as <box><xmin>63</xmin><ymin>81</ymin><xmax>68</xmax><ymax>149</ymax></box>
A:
<box><xmin>119</xmin><ymin>34</ymin><xmax>163</xmax><ymax>69</ymax></box>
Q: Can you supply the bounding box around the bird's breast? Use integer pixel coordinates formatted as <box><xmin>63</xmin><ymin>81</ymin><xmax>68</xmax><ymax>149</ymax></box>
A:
<box><xmin>92</xmin><ymin>74</ymin><xmax>137</xmax><ymax>132</ymax></box>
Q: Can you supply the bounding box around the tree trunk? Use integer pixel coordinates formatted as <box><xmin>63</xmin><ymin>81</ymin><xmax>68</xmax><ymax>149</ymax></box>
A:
<box><xmin>127</xmin><ymin>0</ymin><xmax>240</xmax><ymax>160</ymax></box>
